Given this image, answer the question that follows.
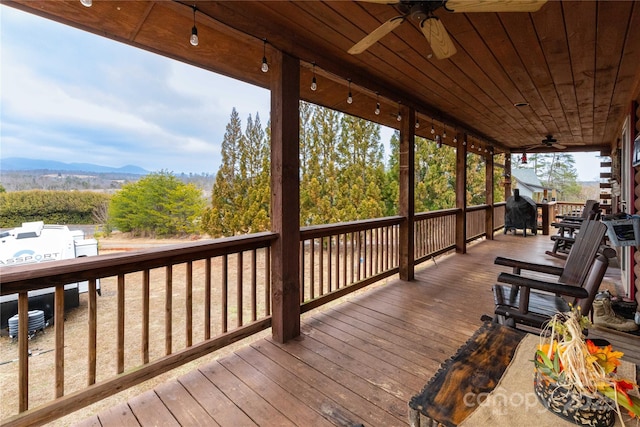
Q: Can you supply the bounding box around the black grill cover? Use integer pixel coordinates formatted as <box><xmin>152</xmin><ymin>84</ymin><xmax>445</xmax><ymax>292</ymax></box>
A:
<box><xmin>505</xmin><ymin>192</ymin><xmax>537</xmax><ymax>235</ymax></box>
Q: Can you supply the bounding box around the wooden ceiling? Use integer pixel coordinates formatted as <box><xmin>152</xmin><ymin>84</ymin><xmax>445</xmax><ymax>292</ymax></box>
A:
<box><xmin>7</xmin><ymin>0</ymin><xmax>640</xmax><ymax>154</ymax></box>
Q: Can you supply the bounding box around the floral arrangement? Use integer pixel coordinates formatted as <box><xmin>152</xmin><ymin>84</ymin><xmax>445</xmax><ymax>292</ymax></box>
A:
<box><xmin>533</xmin><ymin>308</ymin><xmax>640</xmax><ymax>425</ymax></box>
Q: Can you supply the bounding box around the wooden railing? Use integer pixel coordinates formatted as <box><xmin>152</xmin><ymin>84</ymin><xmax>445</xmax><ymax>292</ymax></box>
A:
<box><xmin>555</xmin><ymin>201</ymin><xmax>586</xmax><ymax>218</ymax></box>
<box><xmin>414</xmin><ymin>209</ymin><xmax>458</xmax><ymax>263</ymax></box>
<box><xmin>0</xmin><ymin>208</ymin><xmax>501</xmax><ymax>426</ymax></box>
<box><xmin>493</xmin><ymin>202</ymin><xmax>507</xmax><ymax>230</ymax></box>
<box><xmin>0</xmin><ymin>233</ymin><xmax>277</xmax><ymax>427</ymax></box>
<box><xmin>299</xmin><ymin>217</ymin><xmax>403</xmax><ymax>312</ymax></box>
<box><xmin>466</xmin><ymin>204</ymin><xmax>488</xmax><ymax>241</ymax></box>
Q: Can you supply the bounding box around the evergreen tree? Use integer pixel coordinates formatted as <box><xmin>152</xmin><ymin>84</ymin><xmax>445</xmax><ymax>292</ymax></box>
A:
<box><xmin>414</xmin><ymin>136</ymin><xmax>457</xmax><ymax>211</ymax></box>
<box><xmin>203</xmin><ymin>108</ymin><xmax>244</xmax><ymax>236</ymax></box>
<box><xmin>335</xmin><ymin>114</ymin><xmax>385</xmax><ymax>221</ymax></box>
<box><xmin>109</xmin><ymin>171</ymin><xmax>205</xmax><ymax>237</ymax></box>
<box><xmin>466</xmin><ymin>152</ymin><xmax>486</xmax><ymax>206</ymax></box>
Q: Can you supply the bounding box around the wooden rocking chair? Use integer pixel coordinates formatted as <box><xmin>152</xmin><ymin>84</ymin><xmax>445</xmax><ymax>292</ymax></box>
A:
<box><xmin>492</xmin><ymin>220</ymin><xmax>608</xmax><ymax>329</ymax></box>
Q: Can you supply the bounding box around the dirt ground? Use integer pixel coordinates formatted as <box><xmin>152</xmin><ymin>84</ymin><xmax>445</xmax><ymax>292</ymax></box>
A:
<box><xmin>0</xmin><ymin>235</ymin><xmax>274</xmax><ymax>425</ymax></box>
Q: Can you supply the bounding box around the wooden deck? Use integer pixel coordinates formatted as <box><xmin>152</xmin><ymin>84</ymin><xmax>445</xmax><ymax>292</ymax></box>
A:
<box><xmin>74</xmin><ymin>232</ymin><xmax>639</xmax><ymax>427</ymax></box>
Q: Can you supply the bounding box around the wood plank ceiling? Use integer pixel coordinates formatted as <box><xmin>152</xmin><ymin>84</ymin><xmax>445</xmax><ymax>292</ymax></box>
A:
<box><xmin>7</xmin><ymin>0</ymin><xmax>640</xmax><ymax>155</ymax></box>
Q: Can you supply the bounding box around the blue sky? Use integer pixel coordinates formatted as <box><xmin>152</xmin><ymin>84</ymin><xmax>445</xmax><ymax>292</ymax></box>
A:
<box><xmin>1</xmin><ymin>5</ymin><xmax>601</xmax><ymax>179</ymax></box>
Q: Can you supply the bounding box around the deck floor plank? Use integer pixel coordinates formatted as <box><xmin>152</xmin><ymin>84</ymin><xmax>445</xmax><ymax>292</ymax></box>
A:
<box><xmin>177</xmin><ymin>369</ymin><xmax>258</xmax><ymax>427</ymax></box>
<box><xmin>127</xmin><ymin>390</ymin><xmax>180</xmax><ymax>427</ymax></box>
<box><xmin>96</xmin><ymin>402</ymin><xmax>140</xmax><ymax>426</ymax></box>
<box><xmin>76</xmin><ymin>233</ymin><xmax>638</xmax><ymax>426</ymax></box>
<box><xmin>237</xmin><ymin>344</ymin><xmax>363</xmax><ymax>427</ymax></box>
<box><xmin>154</xmin><ymin>380</ymin><xmax>218</xmax><ymax>427</ymax></box>
<box><xmin>217</xmin><ymin>350</ymin><xmax>336</xmax><ymax>427</ymax></box>
<box><xmin>197</xmin><ymin>359</ymin><xmax>296</xmax><ymax>426</ymax></box>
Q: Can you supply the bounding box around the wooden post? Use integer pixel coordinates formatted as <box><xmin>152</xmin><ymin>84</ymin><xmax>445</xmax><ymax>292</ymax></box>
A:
<box><xmin>456</xmin><ymin>134</ymin><xmax>468</xmax><ymax>253</ymax></box>
<box><xmin>270</xmin><ymin>50</ymin><xmax>301</xmax><ymax>343</ymax></box>
<box><xmin>399</xmin><ymin>106</ymin><xmax>415</xmax><ymax>281</ymax></box>
<box><xmin>504</xmin><ymin>152</ymin><xmax>512</xmax><ymax>200</ymax></box>
<box><xmin>485</xmin><ymin>151</ymin><xmax>494</xmax><ymax>239</ymax></box>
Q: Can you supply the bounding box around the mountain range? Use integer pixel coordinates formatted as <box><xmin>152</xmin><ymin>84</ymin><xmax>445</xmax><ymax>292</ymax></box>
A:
<box><xmin>1</xmin><ymin>157</ymin><xmax>149</xmax><ymax>175</ymax></box>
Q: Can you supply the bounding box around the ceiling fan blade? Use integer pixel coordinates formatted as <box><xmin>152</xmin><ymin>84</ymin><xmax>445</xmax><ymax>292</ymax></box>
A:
<box><xmin>554</xmin><ymin>143</ymin><xmax>567</xmax><ymax>149</ymax></box>
<box><xmin>348</xmin><ymin>16</ymin><xmax>405</xmax><ymax>55</ymax></box>
<box><xmin>420</xmin><ymin>18</ymin><xmax>457</xmax><ymax>60</ymax></box>
<box><xmin>445</xmin><ymin>0</ymin><xmax>547</xmax><ymax>13</ymax></box>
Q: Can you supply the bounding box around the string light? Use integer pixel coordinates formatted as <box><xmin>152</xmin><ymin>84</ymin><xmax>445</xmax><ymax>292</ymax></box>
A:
<box><xmin>431</xmin><ymin>118</ymin><xmax>435</xmax><ymax>135</ymax></box>
<box><xmin>375</xmin><ymin>93</ymin><xmax>380</xmax><ymax>115</ymax></box>
<box><xmin>311</xmin><ymin>63</ymin><xmax>317</xmax><ymax>91</ymax></box>
<box><xmin>261</xmin><ymin>39</ymin><xmax>269</xmax><ymax>73</ymax></box>
<box><xmin>453</xmin><ymin>134</ymin><xmax>458</xmax><ymax>143</ymax></box>
<box><xmin>190</xmin><ymin>6</ymin><xmax>199</xmax><ymax>46</ymax></box>
<box><xmin>443</xmin><ymin>126</ymin><xmax>447</xmax><ymax>139</ymax></box>
<box><xmin>415</xmin><ymin>118</ymin><xmax>420</xmax><ymax>129</ymax></box>
<box><xmin>347</xmin><ymin>79</ymin><xmax>353</xmax><ymax>104</ymax></box>
<box><xmin>397</xmin><ymin>111</ymin><xmax>402</xmax><ymax>121</ymax></box>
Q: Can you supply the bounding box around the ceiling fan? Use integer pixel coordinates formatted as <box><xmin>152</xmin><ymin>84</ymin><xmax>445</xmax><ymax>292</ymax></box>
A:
<box><xmin>349</xmin><ymin>0</ymin><xmax>547</xmax><ymax>59</ymax></box>
<box><xmin>523</xmin><ymin>135</ymin><xmax>567</xmax><ymax>151</ymax></box>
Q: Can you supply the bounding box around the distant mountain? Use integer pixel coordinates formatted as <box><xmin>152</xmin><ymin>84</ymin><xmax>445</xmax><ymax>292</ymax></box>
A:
<box><xmin>1</xmin><ymin>158</ymin><xmax>149</xmax><ymax>175</ymax></box>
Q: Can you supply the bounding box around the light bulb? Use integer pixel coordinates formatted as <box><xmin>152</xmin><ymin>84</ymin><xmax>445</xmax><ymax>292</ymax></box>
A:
<box><xmin>190</xmin><ymin>26</ymin><xmax>199</xmax><ymax>46</ymax></box>
<box><xmin>396</xmin><ymin>112</ymin><xmax>402</xmax><ymax>121</ymax></box>
<box><xmin>311</xmin><ymin>76</ymin><xmax>317</xmax><ymax>91</ymax></box>
<box><xmin>415</xmin><ymin>119</ymin><xmax>420</xmax><ymax>129</ymax></box>
<box><xmin>453</xmin><ymin>135</ymin><xmax>458</xmax><ymax>143</ymax></box>
<box><xmin>431</xmin><ymin>124</ymin><xmax>435</xmax><ymax>135</ymax></box>
<box><xmin>347</xmin><ymin>92</ymin><xmax>353</xmax><ymax>104</ymax></box>
<box><xmin>261</xmin><ymin>57</ymin><xmax>269</xmax><ymax>73</ymax></box>
<box><xmin>375</xmin><ymin>103</ymin><xmax>380</xmax><ymax>115</ymax></box>
<box><xmin>443</xmin><ymin>129</ymin><xmax>447</xmax><ymax>139</ymax></box>
<box><xmin>80</xmin><ymin>0</ymin><xmax>92</xmax><ymax>7</ymax></box>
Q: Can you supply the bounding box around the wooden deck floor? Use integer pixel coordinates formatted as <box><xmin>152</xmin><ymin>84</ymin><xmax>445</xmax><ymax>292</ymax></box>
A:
<box><xmin>74</xmin><ymin>232</ymin><xmax>639</xmax><ymax>427</ymax></box>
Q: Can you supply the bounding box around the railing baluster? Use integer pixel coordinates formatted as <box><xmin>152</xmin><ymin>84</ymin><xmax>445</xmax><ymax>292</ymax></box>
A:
<box><xmin>300</xmin><ymin>241</ymin><xmax>305</xmax><ymax>302</ymax></box>
<box><xmin>222</xmin><ymin>254</ymin><xmax>228</xmax><ymax>333</ymax></box>
<box><xmin>18</xmin><ymin>291</ymin><xmax>29</xmax><ymax>412</ymax></box>
<box><xmin>117</xmin><ymin>274</ymin><xmax>125</xmax><ymax>373</ymax></box>
<box><xmin>55</xmin><ymin>284</ymin><xmax>65</xmax><ymax>398</ymax></box>
<box><xmin>142</xmin><ymin>269</ymin><xmax>150</xmax><ymax>364</ymax></box>
<box><xmin>335</xmin><ymin>234</ymin><xmax>340</xmax><ymax>290</ymax></box>
<box><xmin>186</xmin><ymin>261</ymin><xmax>193</xmax><ymax>348</ymax></box>
<box><xmin>237</xmin><ymin>252</ymin><xmax>243</xmax><ymax>328</ymax></box>
<box><xmin>251</xmin><ymin>249</ymin><xmax>257</xmax><ymax>322</ymax></box>
<box><xmin>165</xmin><ymin>266</ymin><xmax>172</xmax><ymax>356</ymax></box>
<box><xmin>88</xmin><ymin>279</ymin><xmax>97</xmax><ymax>385</ymax></box>
<box><xmin>205</xmin><ymin>259</ymin><xmax>211</xmax><ymax>340</ymax></box>
<box><xmin>328</xmin><ymin>236</ymin><xmax>332</xmax><ymax>292</ymax></box>
<box><xmin>309</xmin><ymin>238</ymin><xmax>315</xmax><ymax>300</ymax></box>
<box><xmin>319</xmin><ymin>237</ymin><xmax>324</xmax><ymax>296</ymax></box>
<box><xmin>265</xmin><ymin>246</ymin><xmax>271</xmax><ymax>316</ymax></box>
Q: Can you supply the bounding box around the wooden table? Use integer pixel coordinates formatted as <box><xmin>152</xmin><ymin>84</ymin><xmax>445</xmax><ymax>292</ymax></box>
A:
<box><xmin>408</xmin><ymin>322</ymin><xmax>526</xmax><ymax>427</ymax></box>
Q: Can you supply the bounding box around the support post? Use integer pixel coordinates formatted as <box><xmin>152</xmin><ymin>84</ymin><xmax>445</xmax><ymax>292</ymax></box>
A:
<box><xmin>485</xmin><ymin>150</ymin><xmax>494</xmax><ymax>239</ymax></box>
<box><xmin>270</xmin><ymin>50</ymin><xmax>300</xmax><ymax>343</ymax></box>
<box><xmin>504</xmin><ymin>153</ymin><xmax>512</xmax><ymax>200</ymax></box>
<box><xmin>456</xmin><ymin>134</ymin><xmax>468</xmax><ymax>253</ymax></box>
<box><xmin>399</xmin><ymin>106</ymin><xmax>415</xmax><ymax>281</ymax></box>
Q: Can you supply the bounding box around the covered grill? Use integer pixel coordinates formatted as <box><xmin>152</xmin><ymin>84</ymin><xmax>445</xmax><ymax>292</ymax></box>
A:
<box><xmin>504</xmin><ymin>189</ymin><xmax>537</xmax><ymax>237</ymax></box>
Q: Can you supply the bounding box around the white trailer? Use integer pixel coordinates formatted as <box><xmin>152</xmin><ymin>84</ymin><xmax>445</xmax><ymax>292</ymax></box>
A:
<box><xmin>0</xmin><ymin>221</ymin><xmax>99</xmax><ymax>329</ymax></box>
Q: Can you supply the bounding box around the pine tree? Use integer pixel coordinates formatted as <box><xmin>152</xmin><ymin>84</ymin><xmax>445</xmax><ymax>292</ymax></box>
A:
<box><xmin>203</xmin><ymin>108</ymin><xmax>244</xmax><ymax>236</ymax></box>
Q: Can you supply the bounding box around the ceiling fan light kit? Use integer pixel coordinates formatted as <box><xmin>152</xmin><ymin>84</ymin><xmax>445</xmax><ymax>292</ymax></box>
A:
<box><xmin>350</xmin><ymin>0</ymin><xmax>547</xmax><ymax>59</ymax></box>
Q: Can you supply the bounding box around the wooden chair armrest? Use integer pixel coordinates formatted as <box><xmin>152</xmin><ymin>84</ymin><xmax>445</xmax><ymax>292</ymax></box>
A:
<box><xmin>496</xmin><ymin>273</ymin><xmax>589</xmax><ymax>299</ymax></box>
<box><xmin>494</xmin><ymin>257</ymin><xmax>564</xmax><ymax>276</ymax></box>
